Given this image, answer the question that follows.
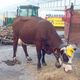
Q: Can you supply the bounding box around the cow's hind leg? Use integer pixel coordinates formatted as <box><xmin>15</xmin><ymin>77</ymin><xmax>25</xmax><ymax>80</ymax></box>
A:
<box><xmin>36</xmin><ymin>42</ymin><xmax>42</xmax><ymax>69</ymax></box>
<box><xmin>42</xmin><ymin>49</ymin><xmax>47</xmax><ymax>66</ymax></box>
<box><xmin>37</xmin><ymin>50</ymin><xmax>42</xmax><ymax>69</ymax></box>
<box><xmin>22</xmin><ymin>44</ymin><xmax>32</xmax><ymax>62</ymax></box>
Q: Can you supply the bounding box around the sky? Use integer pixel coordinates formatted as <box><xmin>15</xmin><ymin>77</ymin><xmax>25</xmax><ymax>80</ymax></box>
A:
<box><xmin>0</xmin><ymin>0</ymin><xmax>21</xmax><ymax>8</ymax></box>
<box><xmin>0</xmin><ymin>0</ymin><xmax>39</xmax><ymax>12</ymax></box>
<box><xmin>0</xmin><ymin>0</ymin><xmax>24</xmax><ymax>11</ymax></box>
<box><xmin>0</xmin><ymin>0</ymin><xmax>80</xmax><ymax>12</ymax></box>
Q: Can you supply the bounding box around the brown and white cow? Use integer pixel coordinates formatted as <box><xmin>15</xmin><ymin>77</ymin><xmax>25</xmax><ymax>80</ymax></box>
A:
<box><xmin>12</xmin><ymin>16</ymin><xmax>69</xmax><ymax>69</ymax></box>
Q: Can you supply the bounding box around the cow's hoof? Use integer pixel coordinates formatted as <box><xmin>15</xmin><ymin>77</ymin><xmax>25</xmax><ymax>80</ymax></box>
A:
<box><xmin>26</xmin><ymin>57</ymin><xmax>32</xmax><ymax>63</ymax></box>
<box><xmin>42</xmin><ymin>63</ymin><xmax>47</xmax><ymax>66</ymax></box>
<box><xmin>26</xmin><ymin>57</ymin><xmax>32</xmax><ymax>61</ymax></box>
<box><xmin>37</xmin><ymin>64</ymin><xmax>41</xmax><ymax>70</ymax></box>
<box><xmin>13</xmin><ymin>59</ymin><xmax>17</xmax><ymax>63</ymax></box>
<box><xmin>37</xmin><ymin>67</ymin><xmax>42</xmax><ymax>70</ymax></box>
<box><xmin>55</xmin><ymin>62</ymin><xmax>61</xmax><ymax>68</ymax></box>
<box><xmin>13</xmin><ymin>59</ymin><xmax>21</xmax><ymax>64</ymax></box>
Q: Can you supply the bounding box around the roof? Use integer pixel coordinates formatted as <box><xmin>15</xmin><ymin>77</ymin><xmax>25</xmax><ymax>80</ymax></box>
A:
<box><xmin>19</xmin><ymin>5</ymin><xmax>39</xmax><ymax>9</ymax></box>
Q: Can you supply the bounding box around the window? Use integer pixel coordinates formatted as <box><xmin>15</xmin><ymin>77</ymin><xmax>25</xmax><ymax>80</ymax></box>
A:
<box><xmin>28</xmin><ymin>9</ymin><xmax>33</xmax><ymax>16</ymax></box>
<box><xmin>19</xmin><ymin>9</ymin><xmax>27</xmax><ymax>16</ymax></box>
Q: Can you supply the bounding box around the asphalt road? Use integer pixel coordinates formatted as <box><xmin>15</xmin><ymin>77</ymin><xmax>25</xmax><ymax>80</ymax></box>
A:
<box><xmin>0</xmin><ymin>45</ymin><xmax>80</xmax><ymax>80</ymax></box>
<box><xmin>0</xmin><ymin>45</ymin><xmax>56</xmax><ymax>80</ymax></box>
<box><xmin>0</xmin><ymin>45</ymin><xmax>37</xmax><ymax>80</ymax></box>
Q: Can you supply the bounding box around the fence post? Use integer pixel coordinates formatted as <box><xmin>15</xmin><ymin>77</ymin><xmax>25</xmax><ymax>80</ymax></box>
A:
<box><xmin>67</xmin><ymin>3</ymin><xmax>74</xmax><ymax>44</ymax></box>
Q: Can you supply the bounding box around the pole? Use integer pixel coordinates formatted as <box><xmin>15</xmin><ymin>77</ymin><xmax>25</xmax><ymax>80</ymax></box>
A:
<box><xmin>67</xmin><ymin>3</ymin><xmax>74</xmax><ymax>44</ymax></box>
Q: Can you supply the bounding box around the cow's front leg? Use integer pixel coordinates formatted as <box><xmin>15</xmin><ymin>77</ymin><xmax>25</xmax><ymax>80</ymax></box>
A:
<box><xmin>54</xmin><ymin>54</ymin><xmax>62</xmax><ymax>68</ymax></box>
<box><xmin>22</xmin><ymin>44</ymin><xmax>32</xmax><ymax>62</ymax></box>
<box><xmin>54</xmin><ymin>49</ymin><xmax>61</xmax><ymax>68</ymax></box>
<box><xmin>13</xmin><ymin>35</ymin><xmax>18</xmax><ymax>62</ymax></box>
<box><xmin>42</xmin><ymin>49</ymin><xmax>47</xmax><ymax>66</ymax></box>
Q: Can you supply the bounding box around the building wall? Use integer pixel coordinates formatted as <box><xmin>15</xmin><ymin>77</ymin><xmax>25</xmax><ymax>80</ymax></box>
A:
<box><xmin>38</xmin><ymin>0</ymin><xmax>80</xmax><ymax>18</ymax></box>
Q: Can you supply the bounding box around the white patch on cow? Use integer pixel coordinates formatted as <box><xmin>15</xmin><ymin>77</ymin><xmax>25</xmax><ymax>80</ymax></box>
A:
<box><xmin>18</xmin><ymin>38</ymin><xmax>23</xmax><ymax>45</ymax></box>
<box><xmin>62</xmin><ymin>56</ymin><xmax>73</xmax><ymax>72</ymax></box>
<box><xmin>63</xmin><ymin>63</ymin><xmax>72</xmax><ymax>72</ymax></box>
<box><xmin>60</xmin><ymin>47</ymin><xmax>66</xmax><ymax>53</ymax></box>
<box><xmin>68</xmin><ymin>57</ymin><xmax>73</xmax><ymax>64</ymax></box>
<box><xmin>59</xmin><ymin>58</ymin><xmax>62</xmax><ymax>65</ymax></box>
<box><xmin>18</xmin><ymin>38</ymin><xmax>27</xmax><ymax>45</ymax></box>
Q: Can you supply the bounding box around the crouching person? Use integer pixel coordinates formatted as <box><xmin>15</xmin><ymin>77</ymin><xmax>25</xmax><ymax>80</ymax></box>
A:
<box><xmin>61</xmin><ymin>44</ymin><xmax>77</xmax><ymax>72</ymax></box>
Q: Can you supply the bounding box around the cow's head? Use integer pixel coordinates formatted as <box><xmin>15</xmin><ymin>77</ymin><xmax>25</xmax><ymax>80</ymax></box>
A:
<box><xmin>54</xmin><ymin>44</ymin><xmax>77</xmax><ymax>68</ymax></box>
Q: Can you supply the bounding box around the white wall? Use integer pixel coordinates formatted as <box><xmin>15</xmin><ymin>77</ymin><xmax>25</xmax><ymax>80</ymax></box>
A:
<box><xmin>38</xmin><ymin>10</ymin><xmax>64</xmax><ymax>18</ymax></box>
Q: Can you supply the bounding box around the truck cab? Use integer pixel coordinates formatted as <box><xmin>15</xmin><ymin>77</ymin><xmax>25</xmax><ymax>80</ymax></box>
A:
<box><xmin>17</xmin><ymin>5</ymin><xmax>39</xmax><ymax>17</ymax></box>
